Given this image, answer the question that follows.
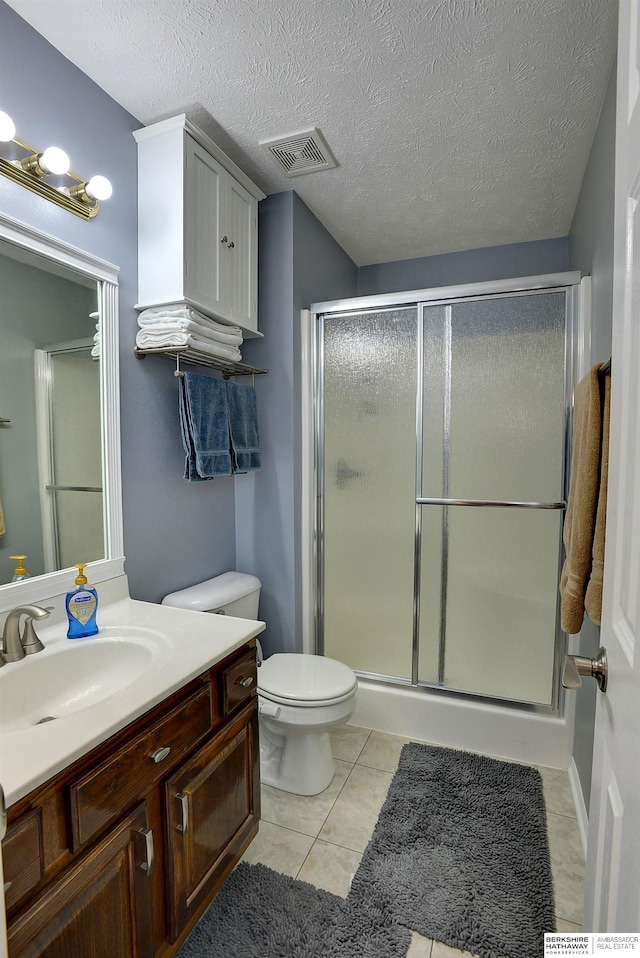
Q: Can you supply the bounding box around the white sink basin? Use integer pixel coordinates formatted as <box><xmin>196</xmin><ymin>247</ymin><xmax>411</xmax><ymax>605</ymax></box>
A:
<box><xmin>0</xmin><ymin>627</ymin><xmax>170</xmax><ymax>731</ymax></box>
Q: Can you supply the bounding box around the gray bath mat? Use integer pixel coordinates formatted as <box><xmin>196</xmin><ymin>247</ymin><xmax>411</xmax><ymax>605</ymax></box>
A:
<box><xmin>176</xmin><ymin>861</ymin><xmax>411</xmax><ymax>958</ymax></box>
<box><xmin>350</xmin><ymin>742</ymin><xmax>555</xmax><ymax>958</ymax></box>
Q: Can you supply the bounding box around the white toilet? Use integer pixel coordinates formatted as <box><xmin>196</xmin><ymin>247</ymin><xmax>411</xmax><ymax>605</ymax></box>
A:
<box><xmin>162</xmin><ymin>572</ymin><xmax>357</xmax><ymax>796</ymax></box>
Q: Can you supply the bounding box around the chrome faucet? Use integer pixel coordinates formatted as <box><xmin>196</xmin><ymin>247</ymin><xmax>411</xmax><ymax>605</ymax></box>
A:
<box><xmin>0</xmin><ymin>605</ymin><xmax>52</xmax><ymax>666</ymax></box>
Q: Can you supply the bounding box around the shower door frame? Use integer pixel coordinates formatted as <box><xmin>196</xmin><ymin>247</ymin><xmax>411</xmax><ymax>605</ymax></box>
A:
<box><xmin>308</xmin><ymin>271</ymin><xmax>583</xmax><ymax>715</ymax></box>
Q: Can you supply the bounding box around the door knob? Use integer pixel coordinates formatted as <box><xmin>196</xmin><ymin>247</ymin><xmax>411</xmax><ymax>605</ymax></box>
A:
<box><xmin>562</xmin><ymin>647</ymin><xmax>608</xmax><ymax>693</ymax></box>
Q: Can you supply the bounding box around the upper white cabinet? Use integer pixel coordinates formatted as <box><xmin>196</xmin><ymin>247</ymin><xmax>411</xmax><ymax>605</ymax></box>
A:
<box><xmin>134</xmin><ymin>115</ymin><xmax>265</xmax><ymax>337</ymax></box>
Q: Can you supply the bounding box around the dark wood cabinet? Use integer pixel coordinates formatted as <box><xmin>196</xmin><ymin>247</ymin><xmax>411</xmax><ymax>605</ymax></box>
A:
<box><xmin>165</xmin><ymin>701</ymin><xmax>259</xmax><ymax>939</ymax></box>
<box><xmin>7</xmin><ymin>803</ymin><xmax>154</xmax><ymax>958</ymax></box>
<box><xmin>2</xmin><ymin>641</ymin><xmax>259</xmax><ymax>958</ymax></box>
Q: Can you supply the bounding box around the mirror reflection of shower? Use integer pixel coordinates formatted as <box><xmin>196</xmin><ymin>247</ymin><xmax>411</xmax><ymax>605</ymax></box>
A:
<box><xmin>0</xmin><ymin>240</ymin><xmax>103</xmax><ymax>584</ymax></box>
<box><xmin>35</xmin><ymin>340</ymin><xmax>103</xmax><ymax>573</ymax></box>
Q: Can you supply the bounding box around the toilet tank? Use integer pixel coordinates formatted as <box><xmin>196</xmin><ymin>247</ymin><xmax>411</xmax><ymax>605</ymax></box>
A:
<box><xmin>162</xmin><ymin>572</ymin><xmax>261</xmax><ymax>619</ymax></box>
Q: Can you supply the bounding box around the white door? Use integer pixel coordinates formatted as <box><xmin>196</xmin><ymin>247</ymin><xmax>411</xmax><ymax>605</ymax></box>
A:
<box><xmin>583</xmin><ymin>0</ymin><xmax>640</xmax><ymax>931</ymax></box>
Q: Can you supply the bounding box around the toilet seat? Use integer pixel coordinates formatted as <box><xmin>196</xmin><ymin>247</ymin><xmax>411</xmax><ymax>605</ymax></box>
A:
<box><xmin>258</xmin><ymin>653</ymin><xmax>357</xmax><ymax>708</ymax></box>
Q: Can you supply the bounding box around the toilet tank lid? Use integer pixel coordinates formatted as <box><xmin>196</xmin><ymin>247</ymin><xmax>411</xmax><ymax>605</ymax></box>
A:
<box><xmin>162</xmin><ymin>572</ymin><xmax>261</xmax><ymax>611</ymax></box>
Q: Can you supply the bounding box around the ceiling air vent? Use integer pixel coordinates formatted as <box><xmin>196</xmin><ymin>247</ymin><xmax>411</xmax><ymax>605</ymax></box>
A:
<box><xmin>260</xmin><ymin>128</ymin><xmax>338</xmax><ymax>178</ymax></box>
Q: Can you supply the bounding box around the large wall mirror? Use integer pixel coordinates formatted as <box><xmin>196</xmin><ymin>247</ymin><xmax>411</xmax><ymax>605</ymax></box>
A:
<box><xmin>0</xmin><ymin>213</ymin><xmax>122</xmax><ymax>607</ymax></box>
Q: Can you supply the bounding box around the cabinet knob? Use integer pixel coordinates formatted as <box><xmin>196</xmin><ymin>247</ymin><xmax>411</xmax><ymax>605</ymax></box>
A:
<box><xmin>220</xmin><ymin>235</ymin><xmax>228</xmax><ymax>244</ymax></box>
<box><xmin>227</xmin><ymin>240</ymin><xmax>235</xmax><ymax>249</ymax></box>
<box><xmin>235</xmin><ymin>675</ymin><xmax>254</xmax><ymax>688</ymax></box>
<box><xmin>150</xmin><ymin>746</ymin><xmax>171</xmax><ymax>763</ymax></box>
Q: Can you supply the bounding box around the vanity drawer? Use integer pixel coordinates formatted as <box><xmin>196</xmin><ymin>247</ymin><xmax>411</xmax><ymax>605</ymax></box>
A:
<box><xmin>68</xmin><ymin>682</ymin><xmax>213</xmax><ymax>850</ymax></box>
<box><xmin>2</xmin><ymin>807</ymin><xmax>44</xmax><ymax>913</ymax></box>
<box><xmin>220</xmin><ymin>650</ymin><xmax>257</xmax><ymax>715</ymax></box>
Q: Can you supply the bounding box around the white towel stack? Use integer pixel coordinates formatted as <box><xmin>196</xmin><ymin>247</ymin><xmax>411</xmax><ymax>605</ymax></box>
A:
<box><xmin>90</xmin><ymin>311</ymin><xmax>100</xmax><ymax>360</ymax></box>
<box><xmin>136</xmin><ymin>306</ymin><xmax>243</xmax><ymax>363</ymax></box>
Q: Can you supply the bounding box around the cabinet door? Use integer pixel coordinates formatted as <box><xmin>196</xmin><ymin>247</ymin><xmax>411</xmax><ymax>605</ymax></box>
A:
<box><xmin>7</xmin><ymin>804</ymin><xmax>155</xmax><ymax>958</ymax></box>
<box><xmin>184</xmin><ymin>136</ymin><xmax>225</xmax><ymax>318</ymax></box>
<box><xmin>165</xmin><ymin>703</ymin><xmax>259</xmax><ymax>940</ymax></box>
<box><xmin>222</xmin><ymin>175</ymin><xmax>258</xmax><ymax>332</ymax></box>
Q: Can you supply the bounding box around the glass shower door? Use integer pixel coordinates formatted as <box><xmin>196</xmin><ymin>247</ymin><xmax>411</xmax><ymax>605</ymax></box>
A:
<box><xmin>418</xmin><ymin>291</ymin><xmax>567</xmax><ymax>705</ymax></box>
<box><xmin>321</xmin><ymin>308</ymin><xmax>417</xmax><ymax>680</ymax></box>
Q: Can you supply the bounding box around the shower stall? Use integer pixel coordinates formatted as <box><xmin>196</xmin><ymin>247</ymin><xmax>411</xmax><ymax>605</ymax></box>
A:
<box><xmin>307</xmin><ymin>273</ymin><xmax>582</xmax><ymax>765</ymax></box>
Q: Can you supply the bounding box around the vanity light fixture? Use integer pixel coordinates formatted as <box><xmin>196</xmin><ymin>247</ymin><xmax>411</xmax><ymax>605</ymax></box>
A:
<box><xmin>0</xmin><ymin>110</ymin><xmax>112</xmax><ymax>220</ymax></box>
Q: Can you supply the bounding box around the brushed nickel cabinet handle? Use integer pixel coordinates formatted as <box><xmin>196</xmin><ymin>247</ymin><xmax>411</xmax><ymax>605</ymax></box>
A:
<box><xmin>176</xmin><ymin>792</ymin><xmax>189</xmax><ymax>834</ymax></box>
<box><xmin>150</xmin><ymin>746</ymin><xmax>171</xmax><ymax>763</ymax></box>
<box><xmin>235</xmin><ymin>675</ymin><xmax>254</xmax><ymax>688</ymax></box>
<box><xmin>137</xmin><ymin>826</ymin><xmax>154</xmax><ymax>876</ymax></box>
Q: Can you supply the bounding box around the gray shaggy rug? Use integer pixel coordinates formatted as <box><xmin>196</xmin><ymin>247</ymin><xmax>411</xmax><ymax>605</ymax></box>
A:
<box><xmin>178</xmin><ymin>744</ymin><xmax>555</xmax><ymax>958</ymax></box>
<box><xmin>176</xmin><ymin>861</ymin><xmax>411</xmax><ymax>958</ymax></box>
<box><xmin>350</xmin><ymin>743</ymin><xmax>555</xmax><ymax>958</ymax></box>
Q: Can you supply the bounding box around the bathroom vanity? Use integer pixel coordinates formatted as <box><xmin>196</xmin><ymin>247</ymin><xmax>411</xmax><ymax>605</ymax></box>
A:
<box><xmin>0</xmin><ymin>583</ymin><xmax>264</xmax><ymax>958</ymax></box>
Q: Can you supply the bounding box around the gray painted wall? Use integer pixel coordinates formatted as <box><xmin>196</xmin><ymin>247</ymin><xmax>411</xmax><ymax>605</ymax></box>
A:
<box><xmin>357</xmin><ymin>237</ymin><xmax>569</xmax><ymax>296</ymax></box>
<box><xmin>0</xmin><ymin>1</ymin><xmax>237</xmax><ymax>603</ymax></box>
<box><xmin>237</xmin><ymin>192</ymin><xmax>357</xmax><ymax>654</ymax></box>
<box><xmin>568</xmin><ymin>67</ymin><xmax>616</xmax><ymax>813</ymax></box>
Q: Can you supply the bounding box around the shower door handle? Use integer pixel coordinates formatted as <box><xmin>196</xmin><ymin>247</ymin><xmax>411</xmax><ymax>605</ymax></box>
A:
<box><xmin>562</xmin><ymin>647</ymin><xmax>608</xmax><ymax>693</ymax></box>
<box><xmin>416</xmin><ymin>497</ymin><xmax>566</xmax><ymax>509</ymax></box>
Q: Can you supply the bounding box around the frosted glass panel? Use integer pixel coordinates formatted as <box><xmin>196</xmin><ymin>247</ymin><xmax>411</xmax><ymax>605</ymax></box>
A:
<box><xmin>322</xmin><ymin>309</ymin><xmax>417</xmax><ymax>680</ymax></box>
<box><xmin>438</xmin><ymin>293</ymin><xmax>565</xmax><ymax>502</ymax></box>
<box><xmin>51</xmin><ymin>350</ymin><xmax>104</xmax><ymax>569</ymax></box>
<box><xmin>430</xmin><ymin>508</ymin><xmax>563</xmax><ymax>705</ymax></box>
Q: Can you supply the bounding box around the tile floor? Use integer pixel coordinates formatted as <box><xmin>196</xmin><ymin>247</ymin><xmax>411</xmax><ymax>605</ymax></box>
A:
<box><xmin>241</xmin><ymin>725</ymin><xmax>586</xmax><ymax>958</ymax></box>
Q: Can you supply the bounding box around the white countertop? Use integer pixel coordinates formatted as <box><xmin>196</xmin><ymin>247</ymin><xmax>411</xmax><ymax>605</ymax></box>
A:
<box><xmin>0</xmin><ymin>576</ymin><xmax>265</xmax><ymax>806</ymax></box>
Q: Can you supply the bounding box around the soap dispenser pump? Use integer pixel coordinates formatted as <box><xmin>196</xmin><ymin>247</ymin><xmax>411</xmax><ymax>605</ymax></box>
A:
<box><xmin>66</xmin><ymin>563</ymin><xmax>99</xmax><ymax>639</ymax></box>
<box><xmin>9</xmin><ymin>555</ymin><xmax>30</xmax><ymax>581</ymax></box>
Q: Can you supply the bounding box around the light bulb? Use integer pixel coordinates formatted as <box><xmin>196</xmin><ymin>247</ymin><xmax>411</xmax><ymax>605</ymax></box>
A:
<box><xmin>39</xmin><ymin>147</ymin><xmax>70</xmax><ymax>175</ymax></box>
<box><xmin>85</xmin><ymin>175</ymin><xmax>112</xmax><ymax>201</ymax></box>
<box><xmin>0</xmin><ymin>111</ymin><xmax>16</xmax><ymax>142</ymax></box>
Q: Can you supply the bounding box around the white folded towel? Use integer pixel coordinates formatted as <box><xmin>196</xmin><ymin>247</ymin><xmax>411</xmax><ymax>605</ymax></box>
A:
<box><xmin>135</xmin><ymin>328</ymin><xmax>242</xmax><ymax>363</ymax></box>
<box><xmin>137</xmin><ymin>317</ymin><xmax>242</xmax><ymax>347</ymax></box>
<box><xmin>138</xmin><ymin>306</ymin><xmax>243</xmax><ymax>344</ymax></box>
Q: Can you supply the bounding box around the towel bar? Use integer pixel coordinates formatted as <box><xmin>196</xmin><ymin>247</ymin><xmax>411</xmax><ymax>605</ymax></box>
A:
<box><xmin>134</xmin><ymin>345</ymin><xmax>268</xmax><ymax>381</ymax></box>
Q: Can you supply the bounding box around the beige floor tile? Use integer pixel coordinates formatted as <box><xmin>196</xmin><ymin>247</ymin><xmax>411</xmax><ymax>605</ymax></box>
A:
<box><xmin>357</xmin><ymin>729</ymin><xmax>411</xmax><ymax>773</ymax></box>
<box><xmin>260</xmin><ymin>758</ymin><xmax>352</xmax><ymax>837</ymax></box>
<box><xmin>407</xmin><ymin>931</ymin><xmax>433</xmax><ymax>957</ymax></box>
<box><xmin>319</xmin><ymin>763</ymin><xmax>393</xmax><ymax>853</ymax></box>
<box><xmin>555</xmin><ymin>918</ymin><xmax>583</xmax><ymax>933</ymax></box>
<box><xmin>240</xmin><ymin>820</ymin><xmax>314</xmax><ymax>877</ymax></box>
<box><xmin>330</xmin><ymin>724</ymin><xmax>371</xmax><ymax>763</ymax></box>
<box><xmin>547</xmin><ymin>811</ymin><xmax>585</xmax><ymax>925</ymax></box>
<box><xmin>296</xmin><ymin>839</ymin><xmax>363</xmax><ymax>898</ymax></box>
<box><xmin>431</xmin><ymin>940</ymin><xmax>478</xmax><ymax>958</ymax></box>
<box><xmin>538</xmin><ymin>766</ymin><xmax>578</xmax><ymax>819</ymax></box>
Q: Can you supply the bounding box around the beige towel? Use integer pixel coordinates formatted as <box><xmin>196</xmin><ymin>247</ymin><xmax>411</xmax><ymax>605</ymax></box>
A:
<box><xmin>560</xmin><ymin>363</ymin><xmax>609</xmax><ymax>633</ymax></box>
<box><xmin>585</xmin><ymin>370</ymin><xmax>610</xmax><ymax>626</ymax></box>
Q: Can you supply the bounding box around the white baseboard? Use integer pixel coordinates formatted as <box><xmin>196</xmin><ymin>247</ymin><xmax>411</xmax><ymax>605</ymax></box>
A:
<box><xmin>568</xmin><ymin>757</ymin><xmax>589</xmax><ymax>859</ymax></box>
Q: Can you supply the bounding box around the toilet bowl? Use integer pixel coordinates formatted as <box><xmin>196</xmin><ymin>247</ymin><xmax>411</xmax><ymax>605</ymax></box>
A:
<box><xmin>162</xmin><ymin>572</ymin><xmax>357</xmax><ymax>796</ymax></box>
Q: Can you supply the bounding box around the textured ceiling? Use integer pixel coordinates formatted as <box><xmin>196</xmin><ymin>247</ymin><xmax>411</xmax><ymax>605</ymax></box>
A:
<box><xmin>5</xmin><ymin>0</ymin><xmax>617</xmax><ymax>266</ymax></box>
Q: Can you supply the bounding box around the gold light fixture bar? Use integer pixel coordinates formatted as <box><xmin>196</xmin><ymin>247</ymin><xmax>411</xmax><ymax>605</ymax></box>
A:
<box><xmin>0</xmin><ymin>112</ymin><xmax>111</xmax><ymax>220</ymax></box>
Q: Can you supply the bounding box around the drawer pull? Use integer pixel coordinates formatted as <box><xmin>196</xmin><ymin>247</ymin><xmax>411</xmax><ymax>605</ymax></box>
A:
<box><xmin>137</xmin><ymin>826</ymin><xmax>154</xmax><ymax>876</ymax></box>
<box><xmin>4</xmin><ymin>881</ymin><xmax>12</xmax><ymax>894</ymax></box>
<box><xmin>150</xmin><ymin>746</ymin><xmax>171</xmax><ymax>764</ymax></box>
<box><xmin>176</xmin><ymin>792</ymin><xmax>189</xmax><ymax>835</ymax></box>
<box><xmin>235</xmin><ymin>676</ymin><xmax>254</xmax><ymax>688</ymax></box>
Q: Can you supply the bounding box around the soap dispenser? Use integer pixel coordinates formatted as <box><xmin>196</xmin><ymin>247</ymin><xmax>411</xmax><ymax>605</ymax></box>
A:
<box><xmin>9</xmin><ymin>555</ymin><xmax>30</xmax><ymax>581</ymax></box>
<box><xmin>66</xmin><ymin>563</ymin><xmax>99</xmax><ymax>638</ymax></box>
